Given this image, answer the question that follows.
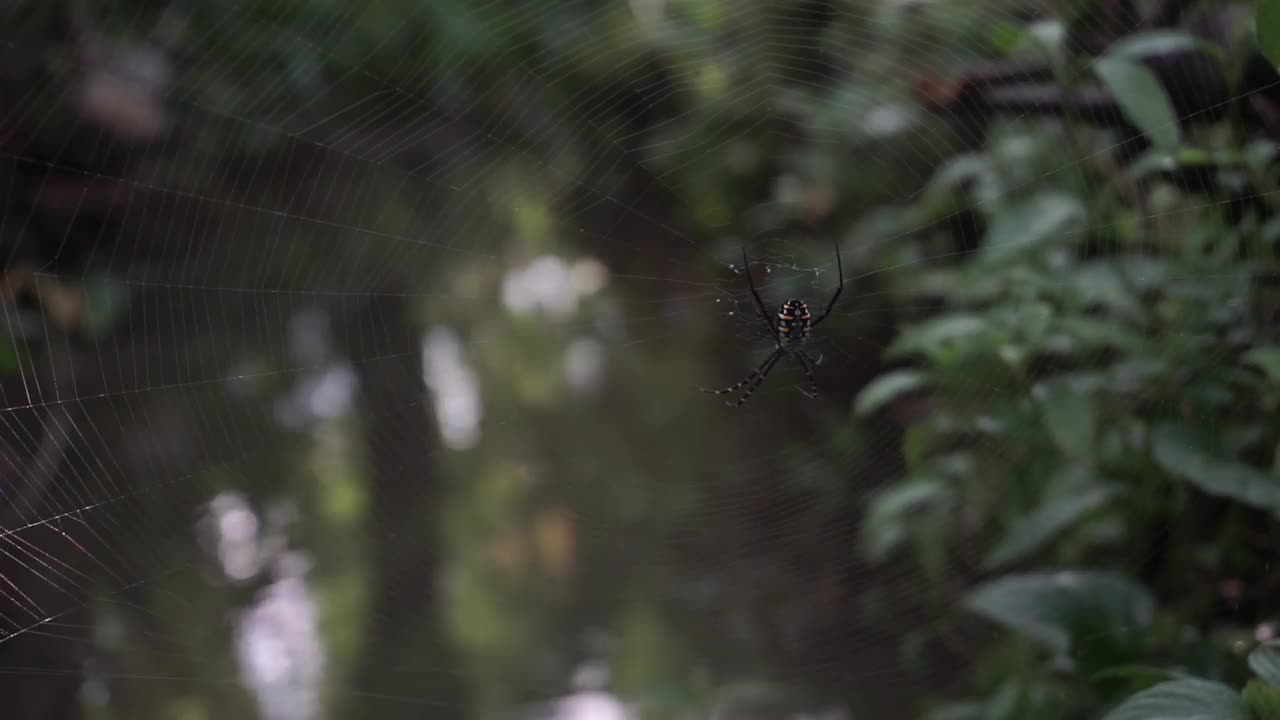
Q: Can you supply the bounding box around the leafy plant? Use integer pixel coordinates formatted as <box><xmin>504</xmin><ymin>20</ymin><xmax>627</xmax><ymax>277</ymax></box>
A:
<box><xmin>857</xmin><ymin>2</ymin><xmax>1280</xmax><ymax>716</ymax></box>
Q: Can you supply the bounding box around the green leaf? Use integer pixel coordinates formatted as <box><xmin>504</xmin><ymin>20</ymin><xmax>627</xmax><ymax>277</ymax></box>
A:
<box><xmin>1108</xmin><ymin>30</ymin><xmax>1222</xmax><ymax>64</ymax></box>
<box><xmin>1070</xmin><ymin>263</ymin><xmax>1145</xmax><ymax>322</ymax></box>
<box><xmin>965</xmin><ymin>571</ymin><xmax>1154</xmax><ymax>656</ymax></box>
<box><xmin>1094</xmin><ymin>55</ymin><xmax>1180</xmax><ymax>153</ymax></box>
<box><xmin>902</xmin><ymin>426</ymin><xmax>932</xmax><ymax>475</ymax></box>
<box><xmin>1245</xmin><ymin>346</ymin><xmax>1280</xmax><ymax>384</ymax></box>
<box><xmin>1259</xmin><ymin>0</ymin><xmax>1280</xmax><ymax>70</ymax></box>
<box><xmin>1245</xmin><ymin>679</ymin><xmax>1280</xmax><ymax>720</ymax></box>
<box><xmin>1090</xmin><ymin>665</ymin><xmax>1185</xmax><ymax>684</ymax></box>
<box><xmin>980</xmin><ymin>192</ymin><xmax>1086</xmax><ymax>263</ymax></box>
<box><xmin>1174</xmin><ymin>147</ymin><xmax>1218</xmax><ymax>167</ymax></box>
<box><xmin>1056</xmin><ymin>317</ymin><xmax>1149</xmax><ymax>353</ymax></box>
<box><xmin>1251</xmin><ymin>641</ymin><xmax>1280</xmax><ymax>686</ymax></box>
<box><xmin>862</xmin><ymin>480</ymin><xmax>950</xmax><ymax>562</ymax></box>
<box><xmin>984</xmin><ymin>486</ymin><xmax>1120</xmax><ymax>570</ymax></box>
<box><xmin>0</xmin><ymin>338</ymin><xmax>19</xmax><ymax>375</ymax></box>
<box><xmin>1037</xmin><ymin>381</ymin><xmax>1096</xmax><ymax>456</ymax></box>
<box><xmin>1102</xmin><ymin>678</ymin><xmax>1246</xmax><ymax>720</ymax></box>
<box><xmin>888</xmin><ymin>314</ymin><xmax>989</xmax><ymax>359</ymax></box>
<box><xmin>925</xmin><ymin>153</ymin><xmax>994</xmax><ymax>203</ymax></box>
<box><xmin>989</xmin><ymin>21</ymin><xmax>1026</xmax><ymax>56</ymax></box>
<box><xmin>1151</xmin><ymin>423</ymin><xmax>1280</xmax><ymax>516</ymax></box>
<box><xmin>1003</xmin><ymin>300</ymin><xmax>1054</xmax><ymax>344</ymax></box>
<box><xmin>985</xmin><ymin>680</ymin><xmax>1021</xmax><ymax>720</ymax></box>
<box><xmin>855</xmin><ymin>369</ymin><xmax>928</xmax><ymax>417</ymax></box>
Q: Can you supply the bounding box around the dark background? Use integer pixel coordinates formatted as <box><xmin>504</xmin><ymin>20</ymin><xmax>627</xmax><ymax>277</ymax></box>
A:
<box><xmin>2</xmin><ymin>1</ymin><xmax>1280</xmax><ymax>718</ymax></box>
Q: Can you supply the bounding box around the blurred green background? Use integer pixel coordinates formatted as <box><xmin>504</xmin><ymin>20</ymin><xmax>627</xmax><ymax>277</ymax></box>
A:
<box><xmin>5</xmin><ymin>0</ymin><xmax>1280</xmax><ymax>718</ymax></box>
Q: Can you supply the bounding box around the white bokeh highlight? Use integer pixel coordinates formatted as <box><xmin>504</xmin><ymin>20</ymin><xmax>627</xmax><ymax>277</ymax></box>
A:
<box><xmin>502</xmin><ymin>255</ymin><xmax>609</xmax><ymax>320</ymax></box>
<box><xmin>201</xmin><ymin>493</ymin><xmax>325</xmax><ymax>720</ymax></box>
<box><xmin>234</xmin><ymin>554</ymin><xmax>325</xmax><ymax>720</ymax></box>
<box><xmin>422</xmin><ymin>327</ymin><xmax>482</xmax><ymax>450</ymax></box>
<box><xmin>564</xmin><ymin>337</ymin><xmax>605</xmax><ymax>393</ymax></box>
<box><xmin>204</xmin><ymin>492</ymin><xmax>263</xmax><ymax>581</ymax></box>
<box><xmin>544</xmin><ymin>662</ymin><xmax>634</xmax><ymax>720</ymax></box>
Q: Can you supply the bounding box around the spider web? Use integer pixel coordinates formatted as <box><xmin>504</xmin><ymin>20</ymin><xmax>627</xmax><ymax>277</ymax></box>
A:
<box><xmin>0</xmin><ymin>1</ymin><xmax>1267</xmax><ymax>719</ymax></box>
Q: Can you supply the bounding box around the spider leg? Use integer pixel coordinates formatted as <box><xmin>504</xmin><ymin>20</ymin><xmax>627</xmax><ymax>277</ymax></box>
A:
<box><xmin>725</xmin><ymin>350</ymin><xmax>784</xmax><ymax>407</ymax></box>
<box><xmin>742</xmin><ymin>246</ymin><xmax>782</xmax><ymax>346</ymax></box>
<box><xmin>701</xmin><ymin>348</ymin><xmax>782</xmax><ymax>397</ymax></box>
<box><xmin>795</xmin><ymin>352</ymin><xmax>819</xmax><ymax>399</ymax></box>
<box><xmin>810</xmin><ymin>237</ymin><xmax>843</xmax><ymax>328</ymax></box>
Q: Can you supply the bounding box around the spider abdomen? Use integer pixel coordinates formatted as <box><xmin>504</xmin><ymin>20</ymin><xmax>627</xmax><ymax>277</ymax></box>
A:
<box><xmin>701</xmin><ymin>242</ymin><xmax>840</xmax><ymax>407</ymax></box>
<box><xmin>777</xmin><ymin>299</ymin><xmax>811</xmax><ymax>343</ymax></box>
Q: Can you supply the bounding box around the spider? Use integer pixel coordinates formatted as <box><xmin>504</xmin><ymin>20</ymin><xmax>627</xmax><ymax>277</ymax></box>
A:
<box><xmin>702</xmin><ymin>240</ymin><xmax>843</xmax><ymax>407</ymax></box>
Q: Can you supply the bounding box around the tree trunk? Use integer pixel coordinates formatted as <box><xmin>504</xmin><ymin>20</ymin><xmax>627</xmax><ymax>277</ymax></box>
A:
<box><xmin>343</xmin><ymin>292</ymin><xmax>465</xmax><ymax>718</ymax></box>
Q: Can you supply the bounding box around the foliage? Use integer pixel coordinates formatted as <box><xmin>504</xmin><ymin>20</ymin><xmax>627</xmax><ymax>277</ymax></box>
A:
<box><xmin>1260</xmin><ymin>0</ymin><xmax>1280</xmax><ymax>70</ymax></box>
<box><xmin>855</xmin><ymin>3</ymin><xmax>1280</xmax><ymax>717</ymax></box>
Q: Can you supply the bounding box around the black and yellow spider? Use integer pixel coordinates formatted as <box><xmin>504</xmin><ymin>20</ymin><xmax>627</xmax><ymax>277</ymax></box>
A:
<box><xmin>702</xmin><ymin>240</ymin><xmax>843</xmax><ymax>407</ymax></box>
